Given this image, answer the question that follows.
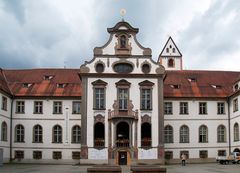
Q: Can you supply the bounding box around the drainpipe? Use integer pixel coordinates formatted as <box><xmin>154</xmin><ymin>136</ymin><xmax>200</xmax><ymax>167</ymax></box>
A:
<box><xmin>227</xmin><ymin>98</ymin><xmax>231</xmax><ymax>154</ymax></box>
<box><xmin>9</xmin><ymin>96</ymin><xmax>14</xmax><ymax>162</ymax></box>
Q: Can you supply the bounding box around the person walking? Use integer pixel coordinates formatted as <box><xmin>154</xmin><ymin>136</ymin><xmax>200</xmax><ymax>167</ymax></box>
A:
<box><xmin>181</xmin><ymin>153</ymin><xmax>187</xmax><ymax>166</ymax></box>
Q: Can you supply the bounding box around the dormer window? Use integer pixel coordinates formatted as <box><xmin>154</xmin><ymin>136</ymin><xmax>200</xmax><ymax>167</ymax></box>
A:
<box><xmin>188</xmin><ymin>78</ymin><xmax>197</xmax><ymax>82</ymax></box>
<box><xmin>120</xmin><ymin>35</ymin><xmax>127</xmax><ymax>48</ymax></box>
<box><xmin>57</xmin><ymin>84</ymin><xmax>65</xmax><ymax>88</ymax></box>
<box><xmin>234</xmin><ymin>84</ymin><xmax>239</xmax><ymax>91</ymax></box>
<box><xmin>23</xmin><ymin>83</ymin><xmax>32</xmax><ymax>88</ymax></box>
<box><xmin>44</xmin><ymin>75</ymin><xmax>53</xmax><ymax>80</ymax></box>
<box><xmin>211</xmin><ymin>85</ymin><xmax>222</xmax><ymax>89</ymax></box>
<box><xmin>171</xmin><ymin>84</ymin><xmax>180</xmax><ymax>89</ymax></box>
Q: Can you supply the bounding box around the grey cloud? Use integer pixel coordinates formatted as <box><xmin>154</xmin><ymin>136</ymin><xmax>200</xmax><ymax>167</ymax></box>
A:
<box><xmin>179</xmin><ymin>0</ymin><xmax>240</xmax><ymax>70</ymax></box>
<box><xmin>2</xmin><ymin>0</ymin><xmax>26</xmax><ymax>24</ymax></box>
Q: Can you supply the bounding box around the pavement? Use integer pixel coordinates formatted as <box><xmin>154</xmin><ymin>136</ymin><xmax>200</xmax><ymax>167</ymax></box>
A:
<box><xmin>0</xmin><ymin>163</ymin><xmax>240</xmax><ymax>173</ymax></box>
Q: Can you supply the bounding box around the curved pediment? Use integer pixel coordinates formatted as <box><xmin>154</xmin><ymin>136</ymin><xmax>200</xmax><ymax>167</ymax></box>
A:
<box><xmin>94</xmin><ymin>21</ymin><xmax>151</xmax><ymax>57</ymax></box>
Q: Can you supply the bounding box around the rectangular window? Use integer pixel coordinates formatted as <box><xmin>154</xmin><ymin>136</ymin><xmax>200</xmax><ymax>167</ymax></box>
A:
<box><xmin>16</xmin><ymin>101</ymin><xmax>25</xmax><ymax>113</ymax></box>
<box><xmin>72</xmin><ymin>151</ymin><xmax>81</xmax><ymax>159</ymax></box>
<box><xmin>53</xmin><ymin>151</ymin><xmax>62</xmax><ymax>160</ymax></box>
<box><xmin>180</xmin><ymin>151</ymin><xmax>189</xmax><ymax>159</ymax></box>
<box><xmin>164</xmin><ymin>151</ymin><xmax>173</xmax><ymax>159</ymax></box>
<box><xmin>218</xmin><ymin>150</ymin><xmax>226</xmax><ymax>156</ymax></box>
<box><xmin>94</xmin><ymin>88</ymin><xmax>105</xmax><ymax>110</ymax></box>
<box><xmin>118</xmin><ymin>88</ymin><xmax>128</xmax><ymax>110</ymax></box>
<box><xmin>180</xmin><ymin>102</ymin><xmax>188</xmax><ymax>114</ymax></box>
<box><xmin>72</xmin><ymin>101</ymin><xmax>81</xmax><ymax>114</ymax></box>
<box><xmin>53</xmin><ymin>101</ymin><xmax>62</xmax><ymax>114</ymax></box>
<box><xmin>141</xmin><ymin>89</ymin><xmax>152</xmax><ymax>110</ymax></box>
<box><xmin>233</xmin><ymin>98</ymin><xmax>238</xmax><ymax>112</ymax></box>
<box><xmin>217</xmin><ymin>102</ymin><xmax>225</xmax><ymax>114</ymax></box>
<box><xmin>33</xmin><ymin>151</ymin><xmax>42</xmax><ymax>159</ymax></box>
<box><xmin>34</xmin><ymin>101</ymin><xmax>43</xmax><ymax>114</ymax></box>
<box><xmin>164</xmin><ymin>102</ymin><xmax>173</xmax><ymax>114</ymax></box>
<box><xmin>199</xmin><ymin>102</ymin><xmax>207</xmax><ymax>114</ymax></box>
<box><xmin>199</xmin><ymin>150</ymin><xmax>208</xmax><ymax>158</ymax></box>
<box><xmin>1</xmin><ymin>96</ymin><xmax>7</xmax><ymax>111</ymax></box>
<box><xmin>15</xmin><ymin>150</ymin><xmax>24</xmax><ymax>159</ymax></box>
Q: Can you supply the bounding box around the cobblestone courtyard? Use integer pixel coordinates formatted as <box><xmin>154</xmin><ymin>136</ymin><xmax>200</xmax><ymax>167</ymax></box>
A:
<box><xmin>0</xmin><ymin>163</ymin><xmax>240</xmax><ymax>173</ymax></box>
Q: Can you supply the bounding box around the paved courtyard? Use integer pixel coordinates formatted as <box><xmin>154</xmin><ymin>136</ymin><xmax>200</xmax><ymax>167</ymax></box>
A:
<box><xmin>0</xmin><ymin>163</ymin><xmax>240</xmax><ymax>173</ymax></box>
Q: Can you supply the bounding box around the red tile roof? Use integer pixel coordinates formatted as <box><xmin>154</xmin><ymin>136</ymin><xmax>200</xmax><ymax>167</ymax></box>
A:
<box><xmin>1</xmin><ymin>68</ymin><xmax>240</xmax><ymax>98</ymax></box>
<box><xmin>164</xmin><ymin>70</ymin><xmax>240</xmax><ymax>98</ymax></box>
<box><xmin>3</xmin><ymin>69</ymin><xmax>81</xmax><ymax>97</ymax></box>
<box><xmin>0</xmin><ymin>69</ymin><xmax>11</xmax><ymax>95</ymax></box>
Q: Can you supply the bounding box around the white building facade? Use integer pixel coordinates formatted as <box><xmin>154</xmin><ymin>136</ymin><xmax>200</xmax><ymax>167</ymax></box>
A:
<box><xmin>0</xmin><ymin>21</ymin><xmax>240</xmax><ymax>165</ymax></box>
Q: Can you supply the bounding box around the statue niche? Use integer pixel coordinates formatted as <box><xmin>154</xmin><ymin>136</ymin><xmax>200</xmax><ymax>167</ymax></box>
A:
<box><xmin>115</xmin><ymin>34</ymin><xmax>132</xmax><ymax>56</ymax></box>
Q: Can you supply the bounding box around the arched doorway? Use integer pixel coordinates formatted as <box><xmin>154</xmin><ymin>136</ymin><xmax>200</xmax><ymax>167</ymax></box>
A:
<box><xmin>94</xmin><ymin>122</ymin><xmax>105</xmax><ymax>147</ymax></box>
<box><xmin>141</xmin><ymin>122</ymin><xmax>151</xmax><ymax>147</ymax></box>
<box><xmin>116</xmin><ymin>122</ymin><xmax>129</xmax><ymax>148</ymax></box>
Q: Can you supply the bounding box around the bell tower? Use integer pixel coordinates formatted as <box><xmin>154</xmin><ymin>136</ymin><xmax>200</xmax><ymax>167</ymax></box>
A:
<box><xmin>158</xmin><ymin>36</ymin><xmax>182</xmax><ymax>70</ymax></box>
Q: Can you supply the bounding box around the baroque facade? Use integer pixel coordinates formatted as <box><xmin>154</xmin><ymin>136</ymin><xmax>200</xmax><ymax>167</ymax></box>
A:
<box><xmin>0</xmin><ymin>21</ymin><xmax>240</xmax><ymax>165</ymax></box>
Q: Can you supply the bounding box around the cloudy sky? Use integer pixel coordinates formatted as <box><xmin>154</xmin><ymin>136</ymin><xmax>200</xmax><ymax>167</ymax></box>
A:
<box><xmin>0</xmin><ymin>0</ymin><xmax>240</xmax><ymax>71</ymax></box>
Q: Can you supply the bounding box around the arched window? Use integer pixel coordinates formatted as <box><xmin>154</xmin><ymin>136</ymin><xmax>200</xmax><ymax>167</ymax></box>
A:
<box><xmin>164</xmin><ymin>125</ymin><xmax>173</xmax><ymax>143</ymax></box>
<box><xmin>141</xmin><ymin>122</ymin><xmax>152</xmax><ymax>147</ymax></box>
<box><xmin>33</xmin><ymin>125</ymin><xmax>43</xmax><ymax>143</ymax></box>
<box><xmin>15</xmin><ymin>124</ymin><xmax>24</xmax><ymax>142</ymax></box>
<box><xmin>120</xmin><ymin>35</ymin><xmax>127</xmax><ymax>48</ymax></box>
<box><xmin>53</xmin><ymin>125</ymin><xmax>62</xmax><ymax>143</ymax></box>
<box><xmin>1</xmin><ymin>122</ymin><xmax>7</xmax><ymax>141</ymax></box>
<box><xmin>234</xmin><ymin>123</ymin><xmax>239</xmax><ymax>141</ymax></box>
<box><xmin>72</xmin><ymin>125</ymin><xmax>81</xmax><ymax>143</ymax></box>
<box><xmin>217</xmin><ymin>125</ymin><xmax>226</xmax><ymax>142</ymax></box>
<box><xmin>199</xmin><ymin>125</ymin><xmax>208</xmax><ymax>143</ymax></box>
<box><xmin>168</xmin><ymin>59</ymin><xmax>174</xmax><ymax>68</ymax></box>
<box><xmin>180</xmin><ymin>125</ymin><xmax>189</xmax><ymax>143</ymax></box>
<box><xmin>94</xmin><ymin>122</ymin><xmax>105</xmax><ymax>147</ymax></box>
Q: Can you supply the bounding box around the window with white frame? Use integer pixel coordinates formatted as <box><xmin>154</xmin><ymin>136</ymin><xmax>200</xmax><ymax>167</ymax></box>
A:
<box><xmin>94</xmin><ymin>88</ymin><xmax>105</xmax><ymax>110</ymax></box>
<box><xmin>141</xmin><ymin>89</ymin><xmax>152</xmax><ymax>110</ymax></box>
<box><xmin>180</xmin><ymin>102</ymin><xmax>188</xmax><ymax>114</ymax></box>
<box><xmin>33</xmin><ymin>125</ymin><xmax>43</xmax><ymax>143</ymax></box>
<box><xmin>234</xmin><ymin>123</ymin><xmax>239</xmax><ymax>141</ymax></box>
<box><xmin>118</xmin><ymin>88</ymin><xmax>128</xmax><ymax>110</ymax></box>
<box><xmin>164</xmin><ymin>102</ymin><xmax>173</xmax><ymax>114</ymax></box>
<box><xmin>199</xmin><ymin>125</ymin><xmax>208</xmax><ymax>143</ymax></box>
<box><xmin>1</xmin><ymin>122</ymin><xmax>7</xmax><ymax>141</ymax></box>
<box><xmin>1</xmin><ymin>96</ymin><xmax>7</xmax><ymax>111</ymax></box>
<box><xmin>164</xmin><ymin>125</ymin><xmax>173</xmax><ymax>143</ymax></box>
<box><xmin>217</xmin><ymin>102</ymin><xmax>225</xmax><ymax>114</ymax></box>
<box><xmin>53</xmin><ymin>125</ymin><xmax>62</xmax><ymax>143</ymax></box>
<box><xmin>34</xmin><ymin>101</ymin><xmax>43</xmax><ymax>114</ymax></box>
<box><xmin>72</xmin><ymin>101</ymin><xmax>81</xmax><ymax>114</ymax></box>
<box><xmin>16</xmin><ymin>101</ymin><xmax>25</xmax><ymax>113</ymax></box>
<box><xmin>15</xmin><ymin>124</ymin><xmax>24</xmax><ymax>142</ymax></box>
<box><xmin>217</xmin><ymin>125</ymin><xmax>226</xmax><ymax>142</ymax></box>
<box><xmin>199</xmin><ymin>102</ymin><xmax>207</xmax><ymax>114</ymax></box>
<box><xmin>233</xmin><ymin>98</ymin><xmax>238</xmax><ymax>112</ymax></box>
<box><xmin>53</xmin><ymin>101</ymin><xmax>62</xmax><ymax>114</ymax></box>
<box><xmin>72</xmin><ymin>125</ymin><xmax>81</xmax><ymax>143</ymax></box>
<box><xmin>180</xmin><ymin>125</ymin><xmax>189</xmax><ymax>143</ymax></box>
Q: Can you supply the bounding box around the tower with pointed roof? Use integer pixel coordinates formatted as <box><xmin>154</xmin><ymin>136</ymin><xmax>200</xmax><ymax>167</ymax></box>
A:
<box><xmin>158</xmin><ymin>37</ymin><xmax>182</xmax><ymax>70</ymax></box>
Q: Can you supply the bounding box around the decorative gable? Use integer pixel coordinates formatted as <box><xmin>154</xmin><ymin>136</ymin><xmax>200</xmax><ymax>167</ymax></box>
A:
<box><xmin>160</xmin><ymin>37</ymin><xmax>182</xmax><ymax>57</ymax></box>
<box><xmin>93</xmin><ymin>21</ymin><xmax>151</xmax><ymax>57</ymax></box>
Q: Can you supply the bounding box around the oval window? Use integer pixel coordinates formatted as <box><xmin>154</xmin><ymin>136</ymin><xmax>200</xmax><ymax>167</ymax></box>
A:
<box><xmin>142</xmin><ymin>64</ymin><xmax>150</xmax><ymax>74</ymax></box>
<box><xmin>114</xmin><ymin>63</ymin><xmax>133</xmax><ymax>73</ymax></box>
<box><xmin>95</xmin><ymin>63</ymin><xmax>104</xmax><ymax>73</ymax></box>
